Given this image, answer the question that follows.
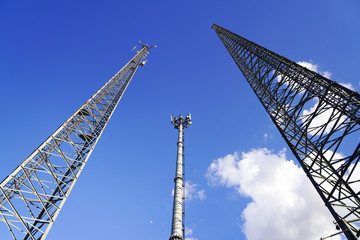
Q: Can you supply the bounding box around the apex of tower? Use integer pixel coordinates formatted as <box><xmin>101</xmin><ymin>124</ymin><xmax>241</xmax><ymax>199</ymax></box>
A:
<box><xmin>171</xmin><ymin>114</ymin><xmax>192</xmax><ymax>128</ymax></box>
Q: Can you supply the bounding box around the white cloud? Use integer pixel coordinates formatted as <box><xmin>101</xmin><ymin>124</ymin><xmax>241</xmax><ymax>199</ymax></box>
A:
<box><xmin>297</xmin><ymin>61</ymin><xmax>332</xmax><ymax>79</ymax></box>
<box><xmin>301</xmin><ymin>98</ymin><xmax>346</xmax><ymax>135</ymax></box>
<box><xmin>196</xmin><ymin>189</ymin><xmax>206</xmax><ymax>200</ymax></box>
<box><xmin>207</xmin><ymin>148</ymin><xmax>341</xmax><ymax>240</ymax></box>
<box><xmin>297</xmin><ymin>61</ymin><xmax>319</xmax><ymax>72</ymax></box>
<box><xmin>295</xmin><ymin>61</ymin><xmax>351</xmax><ymax>136</ymax></box>
<box><xmin>263</xmin><ymin>133</ymin><xmax>268</xmax><ymax>142</ymax></box>
<box><xmin>185</xmin><ymin>228</ymin><xmax>193</xmax><ymax>236</ymax></box>
<box><xmin>347</xmin><ymin>163</ymin><xmax>360</xmax><ymax>193</ymax></box>
<box><xmin>275</xmin><ymin>61</ymin><xmax>332</xmax><ymax>94</ymax></box>
<box><xmin>185</xmin><ymin>181</ymin><xmax>206</xmax><ymax>201</ymax></box>
<box><xmin>171</xmin><ymin>181</ymin><xmax>206</xmax><ymax>201</ymax></box>
<box><xmin>297</xmin><ymin>61</ymin><xmax>356</xmax><ymax>92</ymax></box>
<box><xmin>185</xmin><ymin>227</ymin><xmax>198</xmax><ymax>240</ymax></box>
<box><xmin>322</xmin><ymin>71</ymin><xmax>332</xmax><ymax>79</ymax></box>
<box><xmin>263</xmin><ymin>133</ymin><xmax>274</xmax><ymax>143</ymax></box>
<box><xmin>339</xmin><ymin>82</ymin><xmax>355</xmax><ymax>91</ymax></box>
<box><xmin>297</xmin><ymin>60</ymin><xmax>356</xmax><ymax>92</ymax></box>
<box><xmin>304</xmin><ymin>150</ymin><xmax>360</xmax><ymax>223</ymax></box>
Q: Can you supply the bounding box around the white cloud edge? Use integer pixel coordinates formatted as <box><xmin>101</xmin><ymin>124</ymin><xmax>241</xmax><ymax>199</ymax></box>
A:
<box><xmin>206</xmin><ymin>148</ymin><xmax>342</xmax><ymax>240</ymax></box>
<box><xmin>171</xmin><ymin>181</ymin><xmax>206</xmax><ymax>201</ymax></box>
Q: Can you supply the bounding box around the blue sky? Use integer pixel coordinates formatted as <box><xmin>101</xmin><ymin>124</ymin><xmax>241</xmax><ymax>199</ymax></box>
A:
<box><xmin>0</xmin><ymin>1</ymin><xmax>359</xmax><ymax>239</ymax></box>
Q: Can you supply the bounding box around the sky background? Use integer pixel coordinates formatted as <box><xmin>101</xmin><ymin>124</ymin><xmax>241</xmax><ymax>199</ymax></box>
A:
<box><xmin>0</xmin><ymin>1</ymin><xmax>359</xmax><ymax>240</ymax></box>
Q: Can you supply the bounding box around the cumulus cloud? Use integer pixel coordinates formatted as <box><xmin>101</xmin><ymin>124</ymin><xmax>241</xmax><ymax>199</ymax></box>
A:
<box><xmin>185</xmin><ymin>227</ymin><xmax>198</xmax><ymax>240</ymax></box>
<box><xmin>339</xmin><ymin>82</ymin><xmax>355</xmax><ymax>91</ymax></box>
<box><xmin>171</xmin><ymin>181</ymin><xmax>206</xmax><ymax>201</ymax></box>
<box><xmin>263</xmin><ymin>133</ymin><xmax>268</xmax><ymax>142</ymax></box>
<box><xmin>275</xmin><ymin>61</ymin><xmax>333</xmax><ymax>92</ymax></box>
<box><xmin>304</xmin><ymin>150</ymin><xmax>360</xmax><ymax>217</ymax></box>
<box><xmin>301</xmin><ymin>97</ymin><xmax>346</xmax><ymax>135</ymax></box>
<box><xmin>295</xmin><ymin>61</ymin><xmax>351</xmax><ymax>136</ymax></box>
<box><xmin>206</xmin><ymin>148</ymin><xmax>340</xmax><ymax>240</ymax></box>
<box><xmin>185</xmin><ymin>228</ymin><xmax>193</xmax><ymax>236</ymax></box>
<box><xmin>297</xmin><ymin>61</ymin><xmax>355</xmax><ymax>91</ymax></box>
<box><xmin>263</xmin><ymin>133</ymin><xmax>273</xmax><ymax>143</ymax></box>
<box><xmin>196</xmin><ymin>189</ymin><xmax>206</xmax><ymax>200</ymax></box>
<box><xmin>185</xmin><ymin>182</ymin><xmax>206</xmax><ymax>201</ymax></box>
<box><xmin>297</xmin><ymin>61</ymin><xmax>332</xmax><ymax>79</ymax></box>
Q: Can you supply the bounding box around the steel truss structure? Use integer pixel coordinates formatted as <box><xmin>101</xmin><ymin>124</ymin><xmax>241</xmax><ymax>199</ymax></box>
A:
<box><xmin>0</xmin><ymin>43</ymin><xmax>153</xmax><ymax>239</ymax></box>
<box><xmin>212</xmin><ymin>24</ymin><xmax>360</xmax><ymax>240</ymax></box>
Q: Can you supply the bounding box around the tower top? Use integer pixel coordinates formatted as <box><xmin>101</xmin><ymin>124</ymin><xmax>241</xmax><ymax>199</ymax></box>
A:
<box><xmin>171</xmin><ymin>114</ymin><xmax>192</xmax><ymax>129</ymax></box>
<box><xmin>139</xmin><ymin>40</ymin><xmax>157</xmax><ymax>49</ymax></box>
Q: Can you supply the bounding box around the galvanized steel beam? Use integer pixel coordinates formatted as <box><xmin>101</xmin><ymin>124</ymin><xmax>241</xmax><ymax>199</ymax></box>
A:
<box><xmin>213</xmin><ymin>24</ymin><xmax>360</xmax><ymax>240</ymax></box>
<box><xmin>0</xmin><ymin>43</ymin><xmax>154</xmax><ymax>239</ymax></box>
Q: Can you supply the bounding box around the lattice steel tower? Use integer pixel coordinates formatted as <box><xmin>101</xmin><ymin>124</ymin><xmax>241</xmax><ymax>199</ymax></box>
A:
<box><xmin>0</xmin><ymin>43</ymin><xmax>154</xmax><ymax>240</ymax></box>
<box><xmin>170</xmin><ymin>114</ymin><xmax>191</xmax><ymax>240</ymax></box>
<box><xmin>212</xmin><ymin>24</ymin><xmax>360</xmax><ymax>239</ymax></box>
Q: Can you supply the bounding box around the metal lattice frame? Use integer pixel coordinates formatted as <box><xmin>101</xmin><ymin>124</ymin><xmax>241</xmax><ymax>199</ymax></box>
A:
<box><xmin>0</xmin><ymin>44</ymin><xmax>153</xmax><ymax>240</ymax></box>
<box><xmin>212</xmin><ymin>24</ymin><xmax>360</xmax><ymax>240</ymax></box>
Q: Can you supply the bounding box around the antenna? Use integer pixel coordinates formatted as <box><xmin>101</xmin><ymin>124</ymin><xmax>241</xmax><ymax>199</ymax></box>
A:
<box><xmin>169</xmin><ymin>114</ymin><xmax>192</xmax><ymax>240</ymax></box>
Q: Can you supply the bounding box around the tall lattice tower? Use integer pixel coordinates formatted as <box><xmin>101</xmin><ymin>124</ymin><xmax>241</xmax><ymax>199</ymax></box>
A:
<box><xmin>0</xmin><ymin>43</ymin><xmax>154</xmax><ymax>240</ymax></box>
<box><xmin>170</xmin><ymin>114</ymin><xmax>192</xmax><ymax>240</ymax></box>
<box><xmin>212</xmin><ymin>24</ymin><xmax>360</xmax><ymax>240</ymax></box>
